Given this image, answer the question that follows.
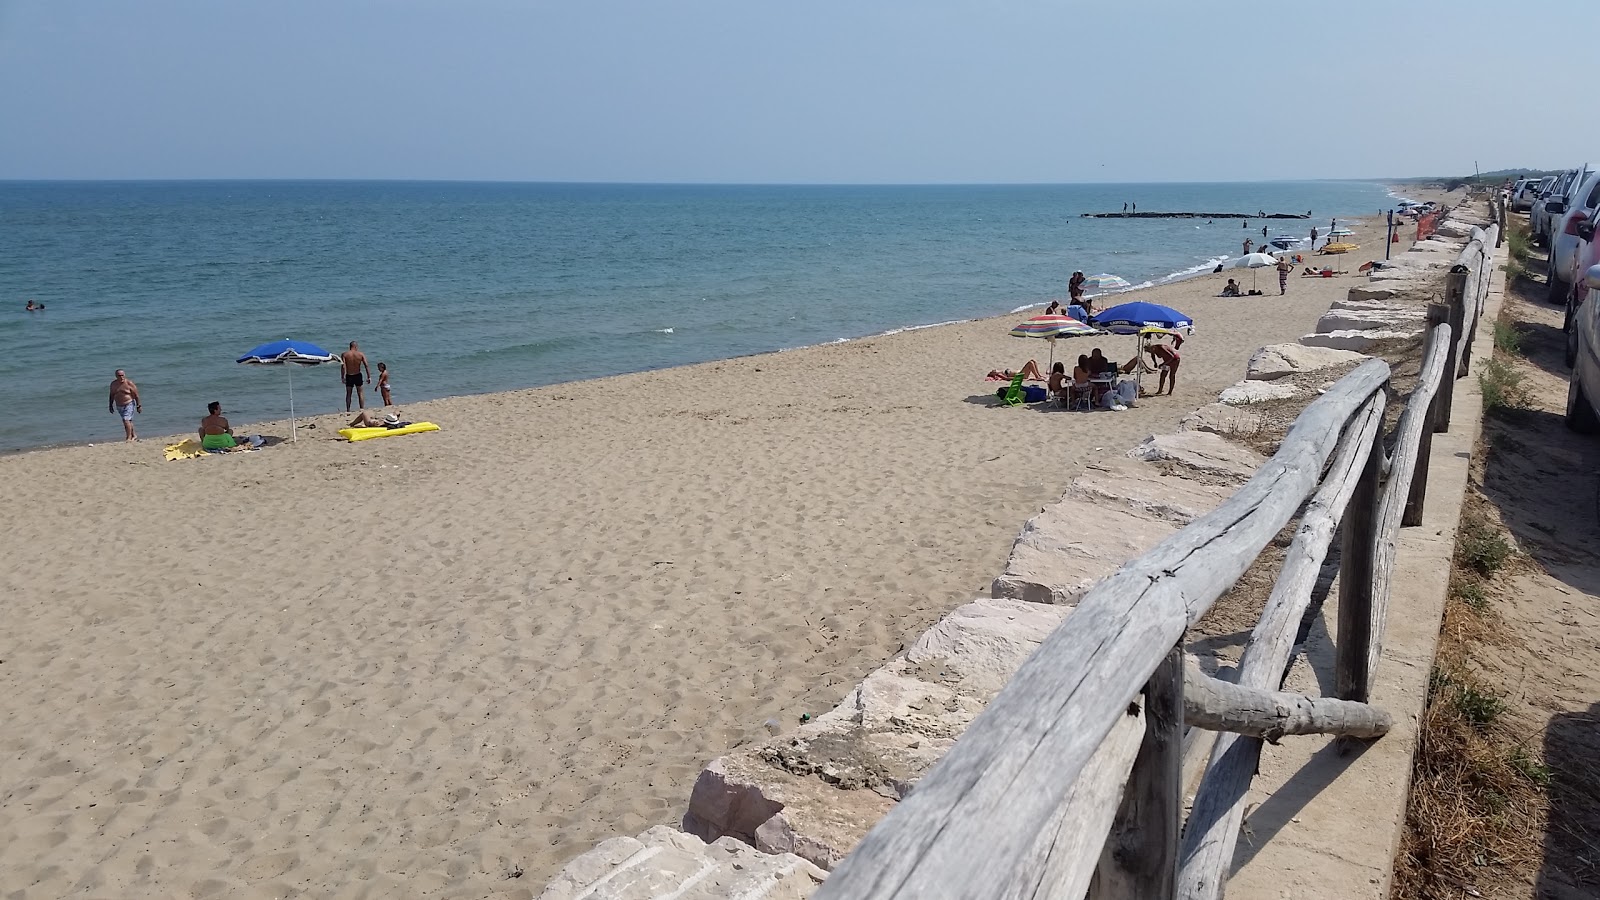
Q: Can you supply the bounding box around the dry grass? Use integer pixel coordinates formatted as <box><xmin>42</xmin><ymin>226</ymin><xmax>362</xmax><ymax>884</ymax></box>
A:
<box><xmin>1393</xmin><ymin>502</ymin><xmax>1547</xmax><ymax>899</ymax></box>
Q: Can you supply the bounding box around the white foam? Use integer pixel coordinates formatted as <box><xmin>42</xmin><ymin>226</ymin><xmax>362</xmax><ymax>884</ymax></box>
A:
<box><xmin>654</xmin><ymin>327</ymin><xmax>674</xmax><ymax>334</ymax></box>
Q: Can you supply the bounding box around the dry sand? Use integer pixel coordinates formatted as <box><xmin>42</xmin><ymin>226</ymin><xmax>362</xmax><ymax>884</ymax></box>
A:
<box><xmin>0</xmin><ymin>206</ymin><xmax>1442</xmax><ymax>898</ymax></box>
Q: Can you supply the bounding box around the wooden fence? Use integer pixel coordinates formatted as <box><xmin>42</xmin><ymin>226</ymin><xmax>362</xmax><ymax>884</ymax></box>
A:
<box><xmin>814</xmin><ymin>225</ymin><xmax>1499</xmax><ymax>900</ymax></box>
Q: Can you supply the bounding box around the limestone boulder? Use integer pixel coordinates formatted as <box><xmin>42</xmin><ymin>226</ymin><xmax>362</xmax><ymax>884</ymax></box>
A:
<box><xmin>1345</xmin><ymin>281</ymin><xmax>1431</xmax><ymax>303</ymax></box>
<box><xmin>1298</xmin><ymin>329</ymin><xmax>1419</xmax><ymax>352</ymax></box>
<box><xmin>1434</xmin><ymin>221</ymin><xmax>1475</xmax><ymax>239</ymax></box>
<box><xmin>1331</xmin><ymin>296</ymin><xmax>1430</xmax><ymax>314</ymax></box>
<box><xmin>1246</xmin><ymin>343</ymin><xmax>1369</xmax><ymax>381</ymax></box>
<box><xmin>1218</xmin><ymin>379</ymin><xmax>1299</xmax><ymax>405</ymax></box>
<box><xmin>1314</xmin><ymin>308</ymin><xmax>1425</xmax><ymax>333</ymax></box>
<box><xmin>537</xmin><ymin>826</ymin><xmax>826</xmax><ymax>900</ymax></box>
<box><xmin>1412</xmin><ymin>238</ymin><xmax>1465</xmax><ymax>254</ymax></box>
<box><xmin>1062</xmin><ymin>457</ymin><xmax>1237</xmax><ymax>524</ymax></box>
<box><xmin>1126</xmin><ymin>430</ymin><xmax>1266</xmax><ymax>484</ymax></box>
<box><xmin>1180</xmin><ymin>404</ymin><xmax>1273</xmax><ymax>439</ymax></box>
<box><xmin>992</xmin><ymin>498</ymin><xmax>1178</xmax><ymax>604</ymax></box>
<box><xmin>683</xmin><ymin>597</ymin><xmax>1071</xmax><ymax>869</ymax></box>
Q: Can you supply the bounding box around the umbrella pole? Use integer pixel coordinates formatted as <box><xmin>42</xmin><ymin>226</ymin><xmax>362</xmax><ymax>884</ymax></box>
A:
<box><xmin>1047</xmin><ymin>337</ymin><xmax>1056</xmax><ymax>374</ymax></box>
<box><xmin>288</xmin><ymin>365</ymin><xmax>297</xmax><ymax>442</ymax></box>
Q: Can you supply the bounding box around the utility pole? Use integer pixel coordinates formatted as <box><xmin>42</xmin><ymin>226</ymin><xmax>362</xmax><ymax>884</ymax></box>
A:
<box><xmin>1386</xmin><ymin>209</ymin><xmax>1394</xmax><ymax>260</ymax></box>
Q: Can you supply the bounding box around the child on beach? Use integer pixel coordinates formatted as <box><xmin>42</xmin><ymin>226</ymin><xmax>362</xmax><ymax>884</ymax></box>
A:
<box><xmin>377</xmin><ymin>362</ymin><xmax>393</xmax><ymax>406</ymax></box>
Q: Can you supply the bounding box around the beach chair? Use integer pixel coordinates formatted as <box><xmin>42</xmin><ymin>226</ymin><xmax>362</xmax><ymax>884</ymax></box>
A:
<box><xmin>1000</xmin><ymin>372</ymin><xmax>1026</xmax><ymax>406</ymax></box>
<box><xmin>1067</xmin><ymin>381</ymin><xmax>1093</xmax><ymax>411</ymax></box>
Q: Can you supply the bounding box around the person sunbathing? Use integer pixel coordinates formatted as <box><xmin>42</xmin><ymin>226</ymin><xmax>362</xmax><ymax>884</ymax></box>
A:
<box><xmin>986</xmin><ymin>359</ymin><xmax>1045</xmax><ymax>382</ymax></box>
<box><xmin>348</xmin><ymin>410</ymin><xmax>411</xmax><ymax>429</ymax></box>
<box><xmin>1219</xmin><ymin>279</ymin><xmax>1242</xmax><ymax>297</ymax></box>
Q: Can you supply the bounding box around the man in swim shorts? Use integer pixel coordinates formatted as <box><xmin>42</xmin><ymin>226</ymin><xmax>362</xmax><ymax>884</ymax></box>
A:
<box><xmin>108</xmin><ymin>369</ymin><xmax>141</xmax><ymax>442</ymax></box>
<box><xmin>340</xmin><ymin>340</ymin><xmax>372</xmax><ymax>412</ymax></box>
<box><xmin>198</xmin><ymin>401</ymin><xmax>239</xmax><ymax>450</ymax></box>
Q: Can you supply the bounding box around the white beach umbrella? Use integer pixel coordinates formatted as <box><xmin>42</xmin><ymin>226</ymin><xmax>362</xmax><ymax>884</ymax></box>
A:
<box><xmin>1230</xmin><ymin>252</ymin><xmax>1279</xmax><ymax>290</ymax></box>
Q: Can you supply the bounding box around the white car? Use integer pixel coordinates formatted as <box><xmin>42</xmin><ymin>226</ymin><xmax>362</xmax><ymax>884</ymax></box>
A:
<box><xmin>1564</xmin><ymin>264</ymin><xmax>1600</xmax><ymax>430</ymax></box>
<box><xmin>1512</xmin><ymin>178</ymin><xmax>1545</xmax><ymax>212</ymax></box>
<box><xmin>1551</xmin><ymin>171</ymin><xmax>1600</xmax><ymax>306</ymax></box>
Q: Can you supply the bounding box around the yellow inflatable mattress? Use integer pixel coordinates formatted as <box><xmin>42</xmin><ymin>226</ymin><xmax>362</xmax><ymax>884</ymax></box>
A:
<box><xmin>339</xmin><ymin>422</ymin><xmax>440</xmax><ymax>442</ymax></box>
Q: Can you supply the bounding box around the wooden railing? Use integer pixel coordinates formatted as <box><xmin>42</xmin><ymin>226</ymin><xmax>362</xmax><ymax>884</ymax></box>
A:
<box><xmin>814</xmin><ymin>224</ymin><xmax>1499</xmax><ymax>900</ymax></box>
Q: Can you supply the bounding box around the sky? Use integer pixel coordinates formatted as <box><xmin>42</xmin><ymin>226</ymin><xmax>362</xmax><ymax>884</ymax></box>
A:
<box><xmin>0</xmin><ymin>0</ymin><xmax>1589</xmax><ymax>184</ymax></box>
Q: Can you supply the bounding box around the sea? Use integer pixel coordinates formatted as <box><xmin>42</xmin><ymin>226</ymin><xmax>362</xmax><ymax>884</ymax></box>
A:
<box><xmin>0</xmin><ymin>180</ymin><xmax>1405</xmax><ymax>450</ymax></box>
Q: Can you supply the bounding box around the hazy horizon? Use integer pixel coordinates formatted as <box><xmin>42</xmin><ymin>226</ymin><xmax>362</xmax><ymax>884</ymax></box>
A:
<box><xmin>2</xmin><ymin>0</ymin><xmax>1589</xmax><ymax>184</ymax></box>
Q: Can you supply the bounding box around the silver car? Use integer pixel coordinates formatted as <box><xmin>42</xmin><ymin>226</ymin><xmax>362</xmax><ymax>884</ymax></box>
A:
<box><xmin>1552</xmin><ymin>171</ymin><xmax>1600</xmax><ymax>307</ymax></box>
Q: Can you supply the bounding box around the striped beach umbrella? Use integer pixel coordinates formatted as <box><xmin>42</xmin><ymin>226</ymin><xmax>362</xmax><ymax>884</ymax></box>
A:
<box><xmin>1082</xmin><ymin>273</ymin><xmax>1132</xmax><ymax>293</ymax></box>
<box><xmin>1009</xmin><ymin>314</ymin><xmax>1098</xmax><ymax>370</ymax></box>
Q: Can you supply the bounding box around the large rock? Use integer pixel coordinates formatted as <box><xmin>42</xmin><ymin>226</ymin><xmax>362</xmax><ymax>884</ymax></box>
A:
<box><xmin>1345</xmin><ymin>281</ymin><xmax>1430</xmax><ymax>303</ymax></box>
<box><xmin>1218</xmin><ymin>379</ymin><xmax>1300</xmax><ymax>405</ymax></box>
<box><xmin>1247</xmin><ymin>343</ymin><xmax>1369</xmax><ymax>381</ymax></box>
<box><xmin>992</xmin><ymin>498</ymin><xmax>1179</xmax><ymax>604</ymax></box>
<box><xmin>537</xmin><ymin>826</ymin><xmax>826</xmax><ymax>900</ymax></box>
<box><xmin>1180</xmin><ymin>403</ymin><xmax>1267</xmax><ymax>438</ymax></box>
<box><xmin>1412</xmin><ymin>238</ymin><xmax>1465</xmax><ymax>254</ymax></box>
<box><xmin>1062</xmin><ymin>456</ymin><xmax>1237</xmax><ymax>524</ymax></box>
<box><xmin>1314</xmin><ymin>308</ymin><xmax>1425</xmax><ymax>333</ymax></box>
<box><xmin>683</xmin><ymin>598</ymin><xmax>1071</xmax><ymax>869</ymax></box>
<box><xmin>1331</xmin><ymin>296</ymin><xmax>1430</xmax><ymax>314</ymax></box>
<box><xmin>1298</xmin><ymin>329</ymin><xmax>1419</xmax><ymax>352</ymax></box>
<box><xmin>1126</xmin><ymin>431</ymin><xmax>1266</xmax><ymax>484</ymax></box>
<box><xmin>1435</xmin><ymin>221</ymin><xmax>1474</xmax><ymax>240</ymax></box>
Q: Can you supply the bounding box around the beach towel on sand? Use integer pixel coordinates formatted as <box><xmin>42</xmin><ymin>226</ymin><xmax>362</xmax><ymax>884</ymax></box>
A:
<box><xmin>164</xmin><ymin>439</ymin><xmax>207</xmax><ymax>461</ymax></box>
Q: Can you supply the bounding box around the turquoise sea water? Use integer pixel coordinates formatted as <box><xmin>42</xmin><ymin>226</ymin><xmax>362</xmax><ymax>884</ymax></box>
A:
<box><xmin>0</xmin><ymin>180</ymin><xmax>1399</xmax><ymax>450</ymax></box>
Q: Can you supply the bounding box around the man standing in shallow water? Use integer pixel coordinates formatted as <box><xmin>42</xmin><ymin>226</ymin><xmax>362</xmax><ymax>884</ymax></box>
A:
<box><xmin>340</xmin><ymin>341</ymin><xmax>372</xmax><ymax>412</ymax></box>
<box><xmin>108</xmin><ymin>369</ymin><xmax>140</xmax><ymax>442</ymax></box>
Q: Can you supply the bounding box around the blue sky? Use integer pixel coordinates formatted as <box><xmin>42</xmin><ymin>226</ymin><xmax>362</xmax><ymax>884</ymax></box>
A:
<box><xmin>0</xmin><ymin>0</ymin><xmax>1587</xmax><ymax>183</ymax></box>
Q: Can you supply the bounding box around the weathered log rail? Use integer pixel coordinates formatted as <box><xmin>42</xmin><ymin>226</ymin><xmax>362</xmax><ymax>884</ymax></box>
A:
<box><xmin>815</xmin><ymin>224</ymin><xmax>1499</xmax><ymax>900</ymax></box>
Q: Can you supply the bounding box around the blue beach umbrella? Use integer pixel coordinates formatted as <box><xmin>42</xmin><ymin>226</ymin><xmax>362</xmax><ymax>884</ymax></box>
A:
<box><xmin>1091</xmin><ymin>301</ymin><xmax>1194</xmax><ymax>335</ymax></box>
<box><xmin>237</xmin><ymin>339</ymin><xmax>339</xmax><ymax>441</ymax></box>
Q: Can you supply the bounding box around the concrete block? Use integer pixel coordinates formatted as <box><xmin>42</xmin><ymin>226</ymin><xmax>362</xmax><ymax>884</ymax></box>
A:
<box><xmin>1298</xmin><ymin>329</ymin><xmax>1419</xmax><ymax>352</ymax></box>
<box><xmin>1062</xmin><ymin>456</ymin><xmax>1237</xmax><ymax>524</ymax></box>
<box><xmin>992</xmin><ymin>498</ymin><xmax>1180</xmax><ymax>604</ymax></box>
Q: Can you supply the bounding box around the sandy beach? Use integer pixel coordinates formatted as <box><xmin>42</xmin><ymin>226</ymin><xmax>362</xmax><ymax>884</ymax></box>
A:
<box><xmin>0</xmin><ymin>204</ymin><xmax>1443</xmax><ymax>898</ymax></box>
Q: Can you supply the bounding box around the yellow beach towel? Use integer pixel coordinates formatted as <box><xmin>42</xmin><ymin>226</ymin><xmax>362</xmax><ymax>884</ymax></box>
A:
<box><xmin>164</xmin><ymin>438</ymin><xmax>208</xmax><ymax>461</ymax></box>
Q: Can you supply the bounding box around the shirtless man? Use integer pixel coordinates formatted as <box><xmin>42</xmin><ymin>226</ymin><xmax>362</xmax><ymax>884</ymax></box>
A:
<box><xmin>108</xmin><ymin>369</ymin><xmax>141</xmax><ymax>442</ymax></box>
<box><xmin>340</xmin><ymin>341</ymin><xmax>373</xmax><ymax>411</ymax></box>
<box><xmin>198</xmin><ymin>401</ymin><xmax>240</xmax><ymax>449</ymax></box>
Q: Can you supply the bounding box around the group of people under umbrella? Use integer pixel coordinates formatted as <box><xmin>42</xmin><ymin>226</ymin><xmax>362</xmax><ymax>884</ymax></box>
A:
<box><xmin>1004</xmin><ymin>299</ymin><xmax>1192</xmax><ymax>409</ymax></box>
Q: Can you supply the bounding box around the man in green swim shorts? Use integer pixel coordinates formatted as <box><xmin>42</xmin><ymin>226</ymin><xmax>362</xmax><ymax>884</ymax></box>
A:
<box><xmin>198</xmin><ymin>401</ymin><xmax>240</xmax><ymax>450</ymax></box>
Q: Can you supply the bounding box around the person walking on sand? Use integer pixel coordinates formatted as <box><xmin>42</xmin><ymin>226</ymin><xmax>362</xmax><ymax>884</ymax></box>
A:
<box><xmin>340</xmin><ymin>341</ymin><xmax>372</xmax><ymax>412</ymax></box>
<box><xmin>108</xmin><ymin>369</ymin><xmax>141</xmax><ymax>442</ymax></box>
<box><xmin>1277</xmin><ymin>256</ymin><xmax>1292</xmax><ymax>295</ymax></box>
<box><xmin>376</xmin><ymin>361</ymin><xmax>393</xmax><ymax>406</ymax></box>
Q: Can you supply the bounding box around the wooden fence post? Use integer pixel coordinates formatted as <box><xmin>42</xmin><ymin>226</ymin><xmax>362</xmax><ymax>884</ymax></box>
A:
<box><xmin>1404</xmin><ymin>309</ymin><xmax>1449</xmax><ymax>526</ymax></box>
<box><xmin>1092</xmin><ymin>644</ymin><xmax>1183</xmax><ymax>899</ymax></box>
<box><xmin>1445</xmin><ymin>265</ymin><xmax>1469</xmax><ymax>381</ymax></box>
<box><xmin>1336</xmin><ymin>423</ymin><xmax>1383</xmax><ymax>703</ymax></box>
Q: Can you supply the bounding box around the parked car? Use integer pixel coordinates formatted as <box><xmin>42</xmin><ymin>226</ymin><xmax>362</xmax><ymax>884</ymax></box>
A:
<box><xmin>1513</xmin><ymin>177</ymin><xmax>1546</xmax><ymax>212</ymax></box>
<box><xmin>1552</xmin><ymin>170</ymin><xmax>1600</xmax><ymax>306</ymax></box>
<box><xmin>1564</xmin><ymin>264</ymin><xmax>1600</xmax><ymax>430</ymax></box>
<box><xmin>1533</xmin><ymin>168</ymin><xmax>1585</xmax><ymax>246</ymax></box>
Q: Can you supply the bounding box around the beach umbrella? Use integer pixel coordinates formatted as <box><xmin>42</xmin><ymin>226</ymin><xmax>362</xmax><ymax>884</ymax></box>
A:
<box><xmin>1092</xmin><ymin>301</ymin><xmax>1194</xmax><ymax>335</ymax></box>
<box><xmin>236</xmin><ymin>338</ymin><xmax>339</xmax><ymax>441</ymax></box>
<box><xmin>1082</xmin><ymin>273</ymin><xmax>1132</xmax><ymax>294</ymax></box>
<box><xmin>1230</xmin><ymin>252</ymin><xmax>1279</xmax><ymax>290</ymax></box>
<box><xmin>1009</xmin><ymin>314</ymin><xmax>1098</xmax><ymax>370</ymax></box>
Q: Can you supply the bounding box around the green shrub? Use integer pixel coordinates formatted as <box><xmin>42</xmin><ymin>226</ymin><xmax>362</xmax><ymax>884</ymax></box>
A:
<box><xmin>1493</xmin><ymin>320</ymin><xmax>1526</xmax><ymax>356</ymax></box>
<box><xmin>1458</xmin><ymin>517</ymin><xmax>1513</xmax><ymax>577</ymax></box>
<box><xmin>1479</xmin><ymin>357</ymin><xmax>1525</xmax><ymax>412</ymax></box>
<box><xmin>1455</xmin><ymin>684</ymin><xmax>1507</xmax><ymax>727</ymax></box>
<box><xmin>1453</xmin><ymin>578</ymin><xmax>1490</xmax><ymax>614</ymax></box>
<box><xmin>1508</xmin><ymin>746</ymin><xmax>1552</xmax><ymax>786</ymax></box>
